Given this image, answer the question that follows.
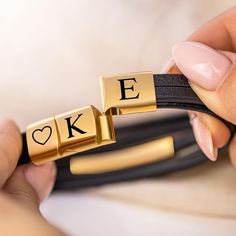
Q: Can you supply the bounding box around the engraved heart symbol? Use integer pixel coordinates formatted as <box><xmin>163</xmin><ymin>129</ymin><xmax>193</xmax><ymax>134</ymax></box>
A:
<box><xmin>32</xmin><ymin>126</ymin><xmax>52</xmax><ymax>145</ymax></box>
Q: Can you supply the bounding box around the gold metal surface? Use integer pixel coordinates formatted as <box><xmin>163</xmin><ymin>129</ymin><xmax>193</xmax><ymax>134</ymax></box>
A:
<box><xmin>26</xmin><ymin>105</ymin><xmax>115</xmax><ymax>165</ymax></box>
<box><xmin>26</xmin><ymin>117</ymin><xmax>60</xmax><ymax>165</ymax></box>
<box><xmin>26</xmin><ymin>72</ymin><xmax>160</xmax><ymax>167</ymax></box>
<box><xmin>70</xmin><ymin>136</ymin><xmax>174</xmax><ymax>174</ymax></box>
<box><xmin>100</xmin><ymin>72</ymin><xmax>157</xmax><ymax>115</ymax></box>
<box><xmin>97</xmin><ymin>114</ymin><xmax>115</xmax><ymax>144</ymax></box>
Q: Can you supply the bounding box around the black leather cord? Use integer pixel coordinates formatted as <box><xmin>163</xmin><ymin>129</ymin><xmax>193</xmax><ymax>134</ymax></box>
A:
<box><xmin>18</xmin><ymin>133</ymin><xmax>30</xmax><ymax>165</ymax></box>
<box><xmin>154</xmin><ymin>74</ymin><xmax>214</xmax><ymax>115</ymax></box>
<box><xmin>154</xmin><ymin>74</ymin><xmax>235</xmax><ymax>134</ymax></box>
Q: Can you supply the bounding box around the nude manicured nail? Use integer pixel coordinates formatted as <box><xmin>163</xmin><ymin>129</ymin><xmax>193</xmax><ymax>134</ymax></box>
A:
<box><xmin>24</xmin><ymin>162</ymin><xmax>56</xmax><ymax>202</ymax></box>
<box><xmin>189</xmin><ymin>113</ymin><xmax>217</xmax><ymax>161</ymax></box>
<box><xmin>172</xmin><ymin>41</ymin><xmax>232</xmax><ymax>90</ymax></box>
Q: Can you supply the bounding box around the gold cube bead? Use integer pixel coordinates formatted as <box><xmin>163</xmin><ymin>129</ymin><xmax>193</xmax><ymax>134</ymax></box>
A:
<box><xmin>26</xmin><ymin>117</ymin><xmax>60</xmax><ymax>165</ymax></box>
<box><xmin>55</xmin><ymin>105</ymin><xmax>103</xmax><ymax>156</ymax></box>
<box><xmin>100</xmin><ymin>72</ymin><xmax>157</xmax><ymax>115</ymax></box>
<box><xmin>26</xmin><ymin>106</ymin><xmax>115</xmax><ymax>165</ymax></box>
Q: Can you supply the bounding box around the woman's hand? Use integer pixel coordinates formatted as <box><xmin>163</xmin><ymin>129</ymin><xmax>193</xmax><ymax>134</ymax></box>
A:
<box><xmin>162</xmin><ymin>7</ymin><xmax>236</xmax><ymax>164</ymax></box>
<box><xmin>0</xmin><ymin>119</ymin><xmax>64</xmax><ymax>235</ymax></box>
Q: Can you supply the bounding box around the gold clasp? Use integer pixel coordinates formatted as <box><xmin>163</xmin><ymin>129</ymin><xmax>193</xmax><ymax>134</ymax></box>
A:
<box><xmin>100</xmin><ymin>72</ymin><xmax>157</xmax><ymax>115</ymax></box>
<box><xmin>26</xmin><ymin>105</ymin><xmax>115</xmax><ymax>165</ymax></box>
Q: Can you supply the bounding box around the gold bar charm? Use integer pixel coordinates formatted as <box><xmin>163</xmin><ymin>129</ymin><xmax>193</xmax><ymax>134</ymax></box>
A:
<box><xmin>70</xmin><ymin>136</ymin><xmax>174</xmax><ymax>174</ymax></box>
<box><xmin>100</xmin><ymin>72</ymin><xmax>157</xmax><ymax>115</ymax></box>
<box><xmin>26</xmin><ymin>105</ymin><xmax>115</xmax><ymax>165</ymax></box>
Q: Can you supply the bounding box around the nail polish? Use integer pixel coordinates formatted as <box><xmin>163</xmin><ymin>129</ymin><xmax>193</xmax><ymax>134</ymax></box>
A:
<box><xmin>172</xmin><ymin>41</ymin><xmax>232</xmax><ymax>90</ymax></box>
<box><xmin>190</xmin><ymin>114</ymin><xmax>217</xmax><ymax>161</ymax></box>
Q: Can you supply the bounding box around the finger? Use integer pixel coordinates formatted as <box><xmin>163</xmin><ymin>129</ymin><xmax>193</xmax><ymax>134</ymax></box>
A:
<box><xmin>172</xmin><ymin>41</ymin><xmax>236</xmax><ymax>160</ymax></box>
<box><xmin>162</xmin><ymin>55</ymin><xmax>232</xmax><ymax>161</ymax></box>
<box><xmin>188</xmin><ymin>6</ymin><xmax>236</xmax><ymax>52</ymax></box>
<box><xmin>24</xmin><ymin>162</ymin><xmax>56</xmax><ymax>203</ymax></box>
<box><xmin>195</xmin><ymin>112</ymin><xmax>230</xmax><ymax>148</ymax></box>
<box><xmin>0</xmin><ymin>119</ymin><xmax>22</xmax><ymax>187</ymax></box>
<box><xmin>161</xmin><ymin>58</ymin><xmax>229</xmax><ymax>161</ymax></box>
<box><xmin>161</xmin><ymin>7</ymin><xmax>236</xmax><ymax>161</ymax></box>
<box><xmin>1</xmin><ymin>163</ymin><xmax>62</xmax><ymax>236</ymax></box>
<box><xmin>0</xmin><ymin>193</ymin><xmax>64</xmax><ymax>236</ymax></box>
<box><xmin>161</xmin><ymin>7</ymin><xmax>236</xmax><ymax>73</ymax></box>
<box><xmin>188</xmin><ymin>111</ymin><xmax>230</xmax><ymax>161</ymax></box>
<box><xmin>4</xmin><ymin>165</ymin><xmax>39</xmax><ymax>209</ymax></box>
<box><xmin>172</xmin><ymin>42</ymin><xmax>236</xmax><ymax>122</ymax></box>
<box><xmin>4</xmin><ymin>162</ymin><xmax>56</xmax><ymax>206</ymax></box>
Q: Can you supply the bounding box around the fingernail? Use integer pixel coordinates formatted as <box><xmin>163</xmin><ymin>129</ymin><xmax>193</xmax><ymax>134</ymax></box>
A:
<box><xmin>172</xmin><ymin>41</ymin><xmax>232</xmax><ymax>90</ymax></box>
<box><xmin>189</xmin><ymin>113</ymin><xmax>217</xmax><ymax>161</ymax></box>
<box><xmin>160</xmin><ymin>57</ymin><xmax>175</xmax><ymax>73</ymax></box>
<box><xmin>24</xmin><ymin>162</ymin><xmax>56</xmax><ymax>203</ymax></box>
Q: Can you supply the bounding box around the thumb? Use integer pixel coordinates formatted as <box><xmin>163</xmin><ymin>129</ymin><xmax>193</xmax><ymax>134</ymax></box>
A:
<box><xmin>3</xmin><ymin>162</ymin><xmax>56</xmax><ymax>208</ymax></box>
<box><xmin>172</xmin><ymin>41</ymin><xmax>236</xmax><ymax>123</ymax></box>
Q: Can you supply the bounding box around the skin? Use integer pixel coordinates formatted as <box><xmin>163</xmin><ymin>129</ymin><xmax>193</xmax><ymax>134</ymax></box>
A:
<box><xmin>0</xmin><ymin>119</ymin><xmax>64</xmax><ymax>235</ymax></box>
<box><xmin>169</xmin><ymin>6</ymin><xmax>236</xmax><ymax>165</ymax></box>
<box><xmin>1</xmin><ymin>6</ymin><xmax>236</xmax><ymax>235</ymax></box>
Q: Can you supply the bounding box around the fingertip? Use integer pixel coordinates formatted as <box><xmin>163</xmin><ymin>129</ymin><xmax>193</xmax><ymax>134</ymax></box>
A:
<box><xmin>24</xmin><ymin>162</ymin><xmax>56</xmax><ymax>203</ymax></box>
<box><xmin>189</xmin><ymin>112</ymin><xmax>217</xmax><ymax>161</ymax></box>
<box><xmin>196</xmin><ymin>112</ymin><xmax>231</xmax><ymax>148</ymax></box>
<box><xmin>188</xmin><ymin>111</ymin><xmax>231</xmax><ymax>161</ymax></box>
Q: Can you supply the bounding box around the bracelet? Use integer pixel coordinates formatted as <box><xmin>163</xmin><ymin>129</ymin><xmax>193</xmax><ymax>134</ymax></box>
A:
<box><xmin>17</xmin><ymin>72</ymin><xmax>235</xmax><ymax>188</ymax></box>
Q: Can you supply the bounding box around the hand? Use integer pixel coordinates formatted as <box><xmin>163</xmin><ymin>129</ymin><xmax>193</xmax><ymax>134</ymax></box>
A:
<box><xmin>0</xmin><ymin>119</ymin><xmax>64</xmax><ymax>235</ymax></box>
<box><xmin>162</xmin><ymin>6</ymin><xmax>236</xmax><ymax>165</ymax></box>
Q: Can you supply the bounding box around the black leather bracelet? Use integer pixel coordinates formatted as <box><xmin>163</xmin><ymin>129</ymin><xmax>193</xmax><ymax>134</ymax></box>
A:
<box><xmin>17</xmin><ymin>73</ymin><xmax>235</xmax><ymax>190</ymax></box>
